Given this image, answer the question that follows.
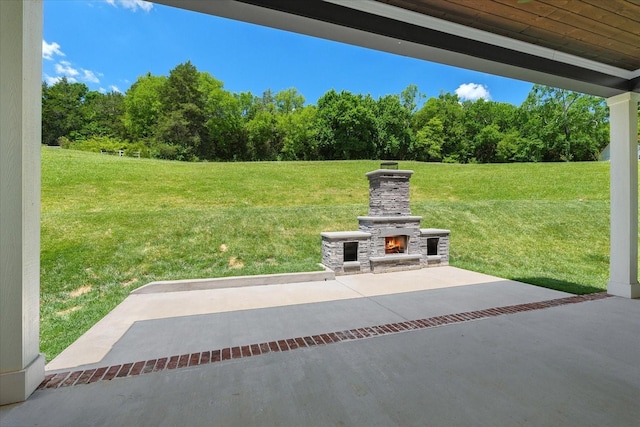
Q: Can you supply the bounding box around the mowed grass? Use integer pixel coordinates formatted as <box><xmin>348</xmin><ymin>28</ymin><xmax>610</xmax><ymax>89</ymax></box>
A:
<box><xmin>41</xmin><ymin>148</ymin><xmax>627</xmax><ymax>360</ymax></box>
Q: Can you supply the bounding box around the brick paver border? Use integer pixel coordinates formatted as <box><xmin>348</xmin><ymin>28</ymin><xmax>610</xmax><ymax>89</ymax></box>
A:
<box><xmin>38</xmin><ymin>292</ymin><xmax>610</xmax><ymax>390</ymax></box>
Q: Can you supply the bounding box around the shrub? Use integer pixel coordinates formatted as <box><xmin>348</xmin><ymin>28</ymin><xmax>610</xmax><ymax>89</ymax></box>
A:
<box><xmin>64</xmin><ymin>136</ymin><xmax>149</xmax><ymax>158</ymax></box>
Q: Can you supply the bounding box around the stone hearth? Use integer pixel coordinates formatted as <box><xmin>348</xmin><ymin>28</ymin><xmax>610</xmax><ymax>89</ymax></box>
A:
<box><xmin>321</xmin><ymin>167</ymin><xmax>450</xmax><ymax>274</ymax></box>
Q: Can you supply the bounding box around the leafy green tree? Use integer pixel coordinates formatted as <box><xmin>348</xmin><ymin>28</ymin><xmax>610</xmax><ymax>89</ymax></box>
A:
<box><xmin>274</xmin><ymin>88</ymin><xmax>305</xmax><ymax>114</ymax></box>
<box><xmin>473</xmin><ymin>124</ymin><xmax>502</xmax><ymax>163</ymax></box>
<box><xmin>155</xmin><ymin>61</ymin><xmax>208</xmax><ymax>160</ymax></box>
<box><xmin>44</xmin><ymin>57</ymin><xmax>621</xmax><ymax>165</ymax></box>
<box><xmin>400</xmin><ymin>83</ymin><xmax>423</xmax><ymax>113</ymax></box>
<box><xmin>278</xmin><ymin>106</ymin><xmax>318</xmax><ymax>160</ymax></box>
<box><xmin>123</xmin><ymin>73</ymin><xmax>166</xmax><ymax>141</ymax></box>
<box><xmin>246</xmin><ymin>109</ymin><xmax>281</xmax><ymax>160</ymax></box>
<box><xmin>202</xmin><ymin>83</ymin><xmax>248</xmax><ymax>161</ymax></box>
<box><xmin>495</xmin><ymin>132</ymin><xmax>543</xmax><ymax>163</ymax></box>
<box><xmin>41</xmin><ymin>78</ymin><xmax>89</xmax><ymax>145</ymax></box>
<box><xmin>412</xmin><ymin>93</ymin><xmax>466</xmax><ymax>162</ymax></box>
<box><xmin>197</xmin><ymin>71</ymin><xmax>230</xmax><ymax>160</ymax></box>
<box><xmin>259</xmin><ymin>89</ymin><xmax>276</xmax><ymax>111</ymax></box>
<box><xmin>316</xmin><ymin>90</ymin><xmax>378</xmax><ymax>160</ymax></box>
<box><xmin>410</xmin><ymin>117</ymin><xmax>444</xmax><ymax>161</ymax></box>
<box><xmin>154</xmin><ymin>104</ymin><xmax>204</xmax><ymax>160</ymax></box>
<box><xmin>236</xmin><ymin>91</ymin><xmax>258</xmax><ymax>119</ymax></box>
<box><xmin>241</xmin><ymin>90</ymin><xmax>280</xmax><ymax>160</ymax></box>
<box><xmin>461</xmin><ymin>99</ymin><xmax>517</xmax><ymax>136</ymax></box>
<box><xmin>375</xmin><ymin>94</ymin><xmax>413</xmax><ymax>159</ymax></box>
<box><xmin>455</xmin><ymin>99</ymin><xmax>519</xmax><ymax>162</ymax></box>
<box><xmin>520</xmin><ymin>85</ymin><xmax>608</xmax><ymax>161</ymax></box>
<box><xmin>81</xmin><ymin>90</ymin><xmax>126</xmax><ymax>139</ymax></box>
<box><xmin>160</xmin><ymin>61</ymin><xmax>202</xmax><ymax>108</ymax></box>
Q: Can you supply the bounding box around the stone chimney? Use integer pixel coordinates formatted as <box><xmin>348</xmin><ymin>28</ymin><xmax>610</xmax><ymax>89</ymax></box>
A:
<box><xmin>365</xmin><ymin>169</ymin><xmax>413</xmax><ymax>216</ymax></box>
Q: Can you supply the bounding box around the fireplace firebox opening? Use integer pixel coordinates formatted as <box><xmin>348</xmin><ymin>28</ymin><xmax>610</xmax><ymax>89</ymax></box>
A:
<box><xmin>385</xmin><ymin>236</ymin><xmax>407</xmax><ymax>254</ymax></box>
<box><xmin>427</xmin><ymin>237</ymin><xmax>439</xmax><ymax>256</ymax></box>
<box><xmin>344</xmin><ymin>241</ymin><xmax>359</xmax><ymax>262</ymax></box>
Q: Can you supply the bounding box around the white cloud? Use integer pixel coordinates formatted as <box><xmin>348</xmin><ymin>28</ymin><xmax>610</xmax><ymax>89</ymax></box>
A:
<box><xmin>54</xmin><ymin>61</ymin><xmax>80</xmax><ymax>78</ymax></box>
<box><xmin>109</xmin><ymin>85</ymin><xmax>122</xmax><ymax>93</ymax></box>
<box><xmin>42</xmin><ymin>40</ymin><xmax>65</xmax><ymax>60</ymax></box>
<box><xmin>50</xmin><ymin>61</ymin><xmax>103</xmax><ymax>85</ymax></box>
<box><xmin>44</xmin><ymin>74</ymin><xmax>63</xmax><ymax>86</ymax></box>
<box><xmin>82</xmin><ymin>69</ymin><xmax>100</xmax><ymax>84</ymax></box>
<box><xmin>43</xmin><ymin>39</ymin><xmax>110</xmax><ymax>89</ymax></box>
<box><xmin>455</xmin><ymin>83</ymin><xmax>491</xmax><ymax>101</ymax></box>
<box><xmin>106</xmin><ymin>0</ymin><xmax>153</xmax><ymax>12</ymax></box>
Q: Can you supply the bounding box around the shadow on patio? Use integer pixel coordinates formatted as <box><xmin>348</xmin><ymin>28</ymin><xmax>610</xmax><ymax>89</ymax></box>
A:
<box><xmin>1</xmin><ymin>266</ymin><xmax>638</xmax><ymax>426</ymax></box>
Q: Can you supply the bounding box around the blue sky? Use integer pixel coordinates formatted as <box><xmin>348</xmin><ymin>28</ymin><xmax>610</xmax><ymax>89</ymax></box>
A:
<box><xmin>43</xmin><ymin>0</ymin><xmax>534</xmax><ymax>106</ymax></box>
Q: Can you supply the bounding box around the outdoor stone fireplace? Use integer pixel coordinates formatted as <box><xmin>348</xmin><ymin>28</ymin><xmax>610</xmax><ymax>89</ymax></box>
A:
<box><xmin>321</xmin><ymin>165</ymin><xmax>450</xmax><ymax>274</ymax></box>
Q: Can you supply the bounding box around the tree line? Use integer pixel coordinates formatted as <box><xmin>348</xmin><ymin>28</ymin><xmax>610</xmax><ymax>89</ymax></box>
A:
<box><xmin>42</xmin><ymin>60</ymin><xmax>620</xmax><ymax>163</ymax></box>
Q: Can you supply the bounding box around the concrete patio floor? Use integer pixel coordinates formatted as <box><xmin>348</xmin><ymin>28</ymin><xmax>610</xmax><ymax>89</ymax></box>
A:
<box><xmin>1</xmin><ymin>266</ymin><xmax>639</xmax><ymax>426</ymax></box>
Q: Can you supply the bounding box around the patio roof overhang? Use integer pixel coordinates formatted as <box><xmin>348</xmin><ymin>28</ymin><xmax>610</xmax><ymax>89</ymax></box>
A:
<box><xmin>1</xmin><ymin>0</ymin><xmax>638</xmax><ymax>406</ymax></box>
<box><xmin>154</xmin><ymin>0</ymin><xmax>640</xmax><ymax>99</ymax></box>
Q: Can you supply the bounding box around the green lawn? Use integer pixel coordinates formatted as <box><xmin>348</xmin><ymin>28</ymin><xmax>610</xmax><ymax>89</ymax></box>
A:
<box><xmin>41</xmin><ymin>148</ymin><xmax>622</xmax><ymax>360</ymax></box>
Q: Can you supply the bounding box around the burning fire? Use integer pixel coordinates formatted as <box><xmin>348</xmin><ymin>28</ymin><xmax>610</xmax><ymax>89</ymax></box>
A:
<box><xmin>385</xmin><ymin>236</ymin><xmax>406</xmax><ymax>254</ymax></box>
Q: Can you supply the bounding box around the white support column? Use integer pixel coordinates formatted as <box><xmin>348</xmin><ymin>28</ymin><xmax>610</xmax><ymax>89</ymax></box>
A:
<box><xmin>606</xmin><ymin>92</ymin><xmax>640</xmax><ymax>299</ymax></box>
<box><xmin>0</xmin><ymin>0</ymin><xmax>45</xmax><ymax>405</ymax></box>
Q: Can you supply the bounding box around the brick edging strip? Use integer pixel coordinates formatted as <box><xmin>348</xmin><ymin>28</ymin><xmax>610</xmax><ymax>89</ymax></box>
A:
<box><xmin>38</xmin><ymin>292</ymin><xmax>610</xmax><ymax>390</ymax></box>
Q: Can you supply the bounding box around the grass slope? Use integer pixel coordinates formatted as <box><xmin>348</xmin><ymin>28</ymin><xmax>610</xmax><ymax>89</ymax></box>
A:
<box><xmin>41</xmin><ymin>148</ymin><xmax>623</xmax><ymax>360</ymax></box>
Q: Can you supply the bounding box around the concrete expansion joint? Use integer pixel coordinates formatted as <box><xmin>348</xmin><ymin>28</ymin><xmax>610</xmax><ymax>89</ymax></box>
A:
<box><xmin>37</xmin><ymin>292</ymin><xmax>610</xmax><ymax>391</ymax></box>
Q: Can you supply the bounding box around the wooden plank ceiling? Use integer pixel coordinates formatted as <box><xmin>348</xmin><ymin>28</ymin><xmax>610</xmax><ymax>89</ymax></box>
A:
<box><xmin>377</xmin><ymin>0</ymin><xmax>640</xmax><ymax>71</ymax></box>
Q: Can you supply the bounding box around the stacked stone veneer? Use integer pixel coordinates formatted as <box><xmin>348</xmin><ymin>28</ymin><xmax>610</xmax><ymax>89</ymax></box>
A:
<box><xmin>321</xmin><ymin>169</ymin><xmax>450</xmax><ymax>274</ymax></box>
<box><xmin>367</xmin><ymin>170</ymin><xmax>412</xmax><ymax>216</ymax></box>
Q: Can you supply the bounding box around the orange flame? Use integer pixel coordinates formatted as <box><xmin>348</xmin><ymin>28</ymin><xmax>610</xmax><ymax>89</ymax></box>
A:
<box><xmin>385</xmin><ymin>236</ymin><xmax>406</xmax><ymax>254</ymax></box>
